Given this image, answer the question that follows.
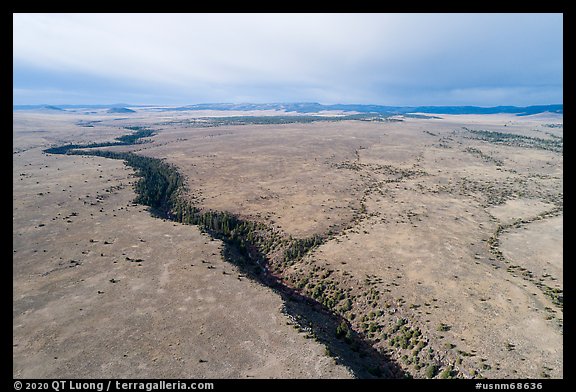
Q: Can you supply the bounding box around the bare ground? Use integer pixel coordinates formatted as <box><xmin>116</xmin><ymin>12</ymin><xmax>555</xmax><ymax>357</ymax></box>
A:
<box><xmin>13</xmin><ymin>141</ymin><xmax>352</xmax><ymax>378</ymax></box>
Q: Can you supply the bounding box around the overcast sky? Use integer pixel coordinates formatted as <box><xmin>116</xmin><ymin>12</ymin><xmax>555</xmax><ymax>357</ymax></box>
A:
<box><xmin>13</xmin><ymin>13</ymin><xmax>563</xmax><ymax>106</ymax></box>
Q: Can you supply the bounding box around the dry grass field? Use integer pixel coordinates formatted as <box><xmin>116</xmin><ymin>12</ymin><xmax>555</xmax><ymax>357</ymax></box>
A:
<box><xmin>13</xmin><ymin>109</ymin><xmax>562</xmax><ymax>379</ymax></box>
<box><xmin>13</xmin><ymin>112</ymin><xmax>352</xmax><ymax>379</ymax></box>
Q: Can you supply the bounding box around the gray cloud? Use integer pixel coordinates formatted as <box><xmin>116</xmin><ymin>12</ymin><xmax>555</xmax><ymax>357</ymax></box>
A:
<box><xmin>13</xmin><ymin>13</ymin><xmax>563</xmax><ymax>105</ymax></box>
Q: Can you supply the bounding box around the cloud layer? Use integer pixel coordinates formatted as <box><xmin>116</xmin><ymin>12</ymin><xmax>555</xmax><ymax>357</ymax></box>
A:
<box><xmin>13</xmin><ymin>13</ymin><xmax>563</xmax><ymax>106</ymax></box>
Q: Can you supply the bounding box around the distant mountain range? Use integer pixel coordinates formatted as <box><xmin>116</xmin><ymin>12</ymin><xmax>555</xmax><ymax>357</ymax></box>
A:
<box><xmin>169</xmin><ymin>102</ymin><xmax>563</xmax><ymax>116</ymax></box>
<box><xmin>13</xmin><ymin>104</ymin><xmax>133</xmax><ymax>111</ymax></box>
<box><xmin>13</xmin><ymin>102</ymin><xmax>562</xmax><ymax>116</ymax></box>
<box><xmin>13</xmin><ymin>104</ymin><xmax>66</xmax><ymax>112</ymax></box>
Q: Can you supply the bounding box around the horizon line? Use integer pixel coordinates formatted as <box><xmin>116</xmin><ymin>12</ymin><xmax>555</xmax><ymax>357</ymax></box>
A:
<box><xmin>13</xmin><ymin>102</ymin><xmax>564</xmax><ymax>108</ymax></box>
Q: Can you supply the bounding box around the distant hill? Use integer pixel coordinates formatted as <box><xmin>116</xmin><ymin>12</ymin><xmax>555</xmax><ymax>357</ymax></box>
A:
<box><xmin>43</xmin><ymin>105</ymin><xmax>65</xmax><ymax>111</ymax></box>
<box><xmin>13</xmin><ymin>103</ymin><xmax>134</xmax><ymax>111</ymax></box>
<box><xmin>167</xmin><ymin>102</ymin><xmax>562</xmax><ymax>116</ymax></box>
<box><xmin>13</xmin><ymin>104</ymin><xmax>65</xmax><ymax>111</ymax></box>
<box><xmin>107</xmin><ymin>107</ymin><xmax>136</xmax><ymax>113</ymax></box>
<box><xmin>404</xmin><ymin>104</ymin><xmax>563</xmax><ymax>116</ymax></box>
<box><xmin>14</xmin><ymin>102</ymin><xmax>562</xmax><ymax>116</ymax></box>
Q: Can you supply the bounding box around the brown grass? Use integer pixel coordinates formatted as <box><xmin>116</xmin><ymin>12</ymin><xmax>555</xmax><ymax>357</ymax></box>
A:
<box><xmin>13</xmin><ymin>110</ymin><xmax>562</xmax><ymax>378</ymax></box>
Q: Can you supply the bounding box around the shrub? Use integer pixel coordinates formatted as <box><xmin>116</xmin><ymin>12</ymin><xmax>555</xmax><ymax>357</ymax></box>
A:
<box><xmin>439</xmin><ymin>367</ymin><xmax>453</xmax><ymax>379</ymax></box>
<box><xmin>425</xmin><ymin>364</ymin><xmax>438</xmax><ymax>378</ymax></box>
<box><xmin>335</xmin><ymin>320</ymin><xmax>349</xmax><ymax>339</ymax></box>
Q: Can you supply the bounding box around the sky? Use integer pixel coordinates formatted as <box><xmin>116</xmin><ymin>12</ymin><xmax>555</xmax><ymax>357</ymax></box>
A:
<box><xmin>13</xmin><ymin>13</ymin><xmax>563</xmax><ymax>107</ymax></box>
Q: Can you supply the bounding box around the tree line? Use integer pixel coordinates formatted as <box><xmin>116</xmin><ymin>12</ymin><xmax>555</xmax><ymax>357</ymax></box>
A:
<box><xmin>44</xmin><ymin>127</ymin><xmax>324</xmax><ymax>272</ymax></box>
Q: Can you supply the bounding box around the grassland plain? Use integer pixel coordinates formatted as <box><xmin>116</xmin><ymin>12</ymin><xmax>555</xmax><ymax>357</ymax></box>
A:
<box><xmin>13</xmin><ymin>112</ymin><xmax>353</xmax><ymax>379</ymax></box>
<box><xmin>13</xmin><ymin>109</ymin><xmax>562</xmax><ymax>378</ymax></box>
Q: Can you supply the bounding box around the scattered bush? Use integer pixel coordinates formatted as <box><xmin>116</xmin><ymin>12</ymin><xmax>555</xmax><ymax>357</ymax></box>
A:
<box><xmin>425</xmin><ymin>363</ymin><xmax>438</xmax><ymax>378</ymax></box>
<box><xmin>439</xmin><ymin>366</ymin><xmax>454</xmax><ymax>379</ymax></box>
